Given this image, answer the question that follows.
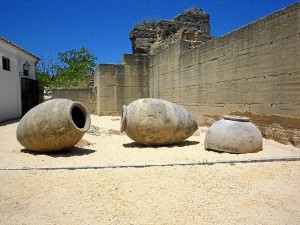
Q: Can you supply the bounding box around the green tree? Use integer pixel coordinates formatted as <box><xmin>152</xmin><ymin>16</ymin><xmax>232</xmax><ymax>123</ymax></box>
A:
<box><xmin>35</xmin><ymin>55</ymin><xmax>56</xmax><ymax>87</ymax></box>
<box><xmin>35</xmin><ymin>47</ymin><xmax>97</xmax><ymax>88</ymax></box>
<box><xmin>53</xmin><ymin>47</ymin><xmax>97</xmax><ymax>88</ymax></box>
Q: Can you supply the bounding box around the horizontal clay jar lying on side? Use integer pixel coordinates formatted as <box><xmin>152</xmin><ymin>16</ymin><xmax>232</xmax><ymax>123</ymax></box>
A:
<box><xmin>204</xmin><ymin>115</ymin><xmax>263</xmax><ymax>154</ymax></box>
<box><xmin>121</xmin><ymin>98</ymin><xmax>198</xmax><ymax>146</ymax></box>
<box><xmin>16</xmin><ymin>99</ymin><xmax>91</xmax><ymax>152</ymax></box>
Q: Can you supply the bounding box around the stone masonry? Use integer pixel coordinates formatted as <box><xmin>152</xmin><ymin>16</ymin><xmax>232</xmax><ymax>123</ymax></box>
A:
<box><xmin>129</xmin><ymin>8</ymin><xmax>211</xmax><ymax>55</ymax></box>
<box><xmin>94</xmin><ymin>3</ymin><xmax>300</xmax><ymax>147</ymax></box>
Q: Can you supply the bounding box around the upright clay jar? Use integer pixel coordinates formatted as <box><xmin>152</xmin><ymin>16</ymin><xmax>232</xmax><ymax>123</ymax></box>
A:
<box><xmin>16</xmin><ymin>99</ymin><xmax>91</xmax><ymax>152</ymax></box>
<box><xmin>204</xmin><ymin>115</ymin><xmax>263</xmax><ymax>153</ymax></box>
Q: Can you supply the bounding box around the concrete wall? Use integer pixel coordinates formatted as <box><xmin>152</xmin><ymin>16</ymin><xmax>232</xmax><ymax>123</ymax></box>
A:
<box><xmin>0</xmin><ymin>38</ymin><xmax>38</xmax><ymax>122</ymax></box>
<box><xmin>95</xmin><ymin>3</ymin><xmax>300</xmax><ymax>146</ymax></box>
<box><xmin>94</xmin><ymin>54</ymin><xmax>149</xmax><ymax>116</ymax></box>
<box><xmin>149</xmin><ymin>3</ymin><xmax>300</xmax><ymax>146</ymax></box>
<box><xmin>52</xmin><ymin>88</ymin><xmax>97</xmax><ymax>114</ymax></box>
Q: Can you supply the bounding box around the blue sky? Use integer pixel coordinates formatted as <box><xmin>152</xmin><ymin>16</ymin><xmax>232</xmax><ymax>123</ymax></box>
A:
<box><xmin>1</xmin><ymin>0</ymin><xmax>298</xmax><ymax>65</ymax></box>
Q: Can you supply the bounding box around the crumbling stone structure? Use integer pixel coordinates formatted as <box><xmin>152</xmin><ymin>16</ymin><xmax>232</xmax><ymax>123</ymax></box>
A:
<box><xmin>94</xmin><ymin>3</ymin><xmax>300</xmax><ymax>147</ymax></box>
<box><xmin>129</xmin><ymin>8</ymin><xmax>211</xmax><ymax>54</ymax></box>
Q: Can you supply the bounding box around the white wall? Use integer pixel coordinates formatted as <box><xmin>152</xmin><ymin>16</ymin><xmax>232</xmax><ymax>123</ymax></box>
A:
<box><xmin>0</xmin><ymin>39</ymin><xmax>38</xmax><ymax>122</ymax></box>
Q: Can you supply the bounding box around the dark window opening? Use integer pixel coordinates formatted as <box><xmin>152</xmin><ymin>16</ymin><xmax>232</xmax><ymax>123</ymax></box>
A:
<box><xmin>2</xmin><ymin>57</ymin><xmax>10</xmax><ymax>71</ymax></box>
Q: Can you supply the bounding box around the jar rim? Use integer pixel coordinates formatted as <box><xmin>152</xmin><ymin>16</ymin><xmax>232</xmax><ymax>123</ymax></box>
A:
<box><xmin>223</xmin><ymin>115</ymin><xmax>250</xmax><ymax>122</ymax></box>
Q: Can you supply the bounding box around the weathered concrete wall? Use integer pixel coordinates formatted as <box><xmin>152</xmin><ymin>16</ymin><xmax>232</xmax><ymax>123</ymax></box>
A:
<box><xmin>149</xmin><ymin>3</ymin><xmax>300</xmax><ymax>146</ymax></box>
<box><xmin>94</xmin><ymin>54</ymin><xmax>149</xmax><ymax>115</ymax></box>
<box><xmin>95</xmin><ymin>3</ymin><xmax>300</xmax><ymax>146</ymax></box>
<box><xmin>52</xmin><ymin>88</ymin><xmax>96</xmax><ymax>114</ymax></box>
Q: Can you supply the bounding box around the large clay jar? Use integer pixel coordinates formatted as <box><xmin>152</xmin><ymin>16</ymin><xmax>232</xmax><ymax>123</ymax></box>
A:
<box><xmin>121</xmin><ymin>98</ymin><xmax>198</xmax><ymax>146</ymax></box>
<box><xmin>204</xmin><ymin>115</ymin><xmax>263</xmax><ymax>153</ymax></box>
<box><xmin>16</xmin><ymin>99</ymin><xmax>91</xmax><ymax>152</ymax></box>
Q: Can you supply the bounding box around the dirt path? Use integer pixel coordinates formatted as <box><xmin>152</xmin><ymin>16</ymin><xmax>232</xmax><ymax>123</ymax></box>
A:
<box><xmin>0</xmin><ymin>115</ymin><xmax>300</xmax><ymax>224</ymax></box>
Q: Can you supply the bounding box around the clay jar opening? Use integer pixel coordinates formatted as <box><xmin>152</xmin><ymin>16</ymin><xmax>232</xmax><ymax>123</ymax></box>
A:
<box><xmin>120</xmin><ymin>105</ymin><xmax>127</xmax><ymax>133</ymax></box>
<box><xmin>69</xmin><ymin>102</ymin><xmax>91</xmax><ymax>132</ymax></box>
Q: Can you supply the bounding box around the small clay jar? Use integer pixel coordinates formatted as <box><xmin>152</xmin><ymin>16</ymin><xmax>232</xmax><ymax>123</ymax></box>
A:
<box><xmin>121</xmin><ymin>98</ymin><xmax>198</xmax><ymax>146</ymax></box>
<box><xmin>204</xmin><ymin>115</ymin><xmax>263</xmax><ymax>153</ymax></box>
<box><xmin>16</xmin><ymin>99</ymin><xmax>91</xmax><ymax>152</ymax></box>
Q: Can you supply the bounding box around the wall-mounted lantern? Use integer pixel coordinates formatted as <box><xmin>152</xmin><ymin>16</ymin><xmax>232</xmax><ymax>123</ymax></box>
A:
<box><xmin>23</xmin><ymin>61</ymin><xmax>30</xmax><ymax>76</ymax></box>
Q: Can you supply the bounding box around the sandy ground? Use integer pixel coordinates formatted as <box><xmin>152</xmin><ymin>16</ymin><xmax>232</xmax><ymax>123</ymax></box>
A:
<box><xmin>0</xmin><ymin>115</ymin><xmax>300</xmax><ymax>224</ymax></box>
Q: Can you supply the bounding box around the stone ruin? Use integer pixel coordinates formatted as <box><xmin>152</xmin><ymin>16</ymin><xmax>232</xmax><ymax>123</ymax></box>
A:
<box><xmin>129</xmin><ymin>8</ymin><xmax>211</xmax><ymax>55</ymax></box>
<box><xmin>94</xmin><ymin>3</ymin><xmax>300</xmax><ymax>147</ymax></box>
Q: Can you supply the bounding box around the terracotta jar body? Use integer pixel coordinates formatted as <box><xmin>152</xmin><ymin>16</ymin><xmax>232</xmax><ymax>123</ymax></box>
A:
<box><xmin>16</xmin><ymin>99</ymin><xmax>91</xmax><ymax>152</ymax></box>
<box><xmin>121</xmin><ymin>98</ymin><xmax>198</xmax><ymax>146</ymax></box>
<box><xmin>204</xmin><ymin>115</ymin><xmax>263</xmax><ymax>153</ymax></box>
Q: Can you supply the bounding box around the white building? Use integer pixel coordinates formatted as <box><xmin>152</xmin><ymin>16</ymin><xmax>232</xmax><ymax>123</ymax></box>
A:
<box><xmin>0</xmin><ymin>36</ymin><xmax>39</xmax><ymax>122</ymax></box>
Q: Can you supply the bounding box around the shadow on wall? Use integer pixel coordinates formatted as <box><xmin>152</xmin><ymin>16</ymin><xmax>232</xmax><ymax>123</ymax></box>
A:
<box><xmin>0</xmin><ymin>118</ymin><xmax>20</xmax><ymax>126</ymax></box>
